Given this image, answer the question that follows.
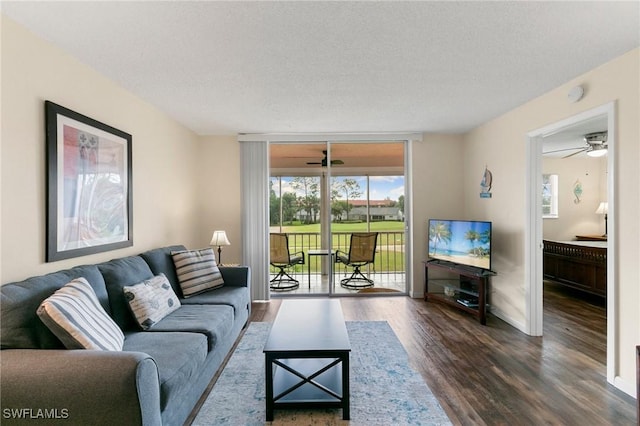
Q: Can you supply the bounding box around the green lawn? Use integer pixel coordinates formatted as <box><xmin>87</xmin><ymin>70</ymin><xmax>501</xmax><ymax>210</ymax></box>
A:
<box><xmin>274</xmin><ymin>221</ymin><xmax>404</xmax><ymax>233</ymax></box>
<box><xmin>269</xmin><ymin>221</ymin><xmax>406</xmax><ymax>273</ymax></box>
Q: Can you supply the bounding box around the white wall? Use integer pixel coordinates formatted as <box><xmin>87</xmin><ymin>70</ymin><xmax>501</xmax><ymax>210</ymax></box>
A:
<box><xmin>542</xmin><ymin>156</ymin><xmax>607</xmax><ymax>240</ymax></box>
<box><xmin>411</xmin><ymin>133</ymin><xmax>464</xmax><ymax>295</ymax></box>
<box><xmin>1</xmin><ymin>16</ymin><xmax>202</xmax><ymax>282</ymax></box>
<box><xmin>463</xmin><ymin>48</ymin><xmax>639</xmax><ymax>394</ymax></box>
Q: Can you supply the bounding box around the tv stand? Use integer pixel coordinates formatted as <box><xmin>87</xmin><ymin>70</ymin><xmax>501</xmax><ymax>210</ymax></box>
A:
<box><xmin>423</xmin><ymin>260</ymin><xmax>495</xmax><ymax>325</ymax></box>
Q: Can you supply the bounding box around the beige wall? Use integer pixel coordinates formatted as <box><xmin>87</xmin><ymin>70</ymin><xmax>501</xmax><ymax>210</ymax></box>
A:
<box><xmin>197</xmin><ymin>135</ymin><xmax>243</xmax><ymax>265</ymax></box>
<box><xmin>464</xmin><ymin>48</ymin><xmax>639</xmax><ymax>393</ymax></box>
<box><xmin>1</xmin><ymin>16</ymin><xmax>203</xmax><ymax>282</ymax></box>
<box><xmin>542</xmin><ymin>156</ymin><xmax>607</xmax><ymax>240</ymax></box>
<box><xmin>410</xmin><ymin>133</ymin><xmax>464</xmax><ymax>295</ymax></box>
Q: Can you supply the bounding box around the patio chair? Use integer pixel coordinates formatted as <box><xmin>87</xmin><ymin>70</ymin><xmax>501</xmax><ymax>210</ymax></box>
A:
<box><xmin>336</xmin><ymin>232</ymin><xmax>378</xmax><ymax>289</ymax></box>
<box><xmin>269</xmin><ymin>233</ymin><xmax>305</xmax><ymax>291</ymax></box>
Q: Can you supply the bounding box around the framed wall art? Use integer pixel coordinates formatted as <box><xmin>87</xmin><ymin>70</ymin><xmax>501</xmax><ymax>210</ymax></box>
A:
<box><xmin>45</xmin><ymin>101</ymin><xmax>133</xmax><ymax>261</ymax></box>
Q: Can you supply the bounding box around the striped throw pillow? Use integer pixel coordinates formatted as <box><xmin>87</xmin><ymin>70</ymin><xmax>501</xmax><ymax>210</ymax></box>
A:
<box><xmin>171</xmin><ymin>248</ymin><xmax>224</xmax><ymax>298</ymax></box>
<box><xmin>124</xmin><ymin>273</ymin><xmax>181</xmax><ymax>330</ymax></box>
<box><xmin>37</xmin><ymin>277</ymin><xmax>124</xmax><ymax>351</ymax></box>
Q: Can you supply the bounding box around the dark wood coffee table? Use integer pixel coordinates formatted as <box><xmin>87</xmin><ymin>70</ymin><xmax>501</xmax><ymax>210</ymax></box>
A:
<box><xmin>263</xmin><ymin>299</ymin><xmax>351</xmax><ymax>421</ymax></box>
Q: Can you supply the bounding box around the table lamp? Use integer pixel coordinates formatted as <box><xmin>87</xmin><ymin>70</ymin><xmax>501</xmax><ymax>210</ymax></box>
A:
<box><xmin>595</xmin><ymin>202</ymin><xmax>608</xmax><ymax>237</ymax></box>
<box><xmin>210</xmin><ymin>230</ymin><xmax>231</xmax><ymax>265</ymax></box>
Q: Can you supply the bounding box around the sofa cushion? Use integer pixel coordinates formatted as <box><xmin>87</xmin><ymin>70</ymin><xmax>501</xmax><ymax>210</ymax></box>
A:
<box><xmin>37</xmin><ymin>278</ymin><xmax>125</xmax><ymax>350</ymax></box>
<box><xmin>98</xmin><ymin>256</ymin><xmax>155</xmax><ymax>331</ymax></box>
<box><xmin>124</xmin><ymin>274</ymin><xmax>181</xmax><ymax>330</ymax></box>
<box><xmin>171</xmin><ymin>248</ymin><xmax>224</xmax><ymax>297</ymax></box>
<box><xmin>180</xmin><ymin>286</ymin><xmax>249</xmax><ymax>317</ymax></box>
<box><xmin>123</xmin><ymin>331</ymin><xmax>207</xmax><ymax>411</ymax></box>
<box><xmin>146</xmin><ymin>305</ymin><xmax>234</xmax><ymax>352</ymax></box>
<box><xmin>1</xmin><ymin>265</ymin><xmax>108</xmax><ymax>349</ymax></box>
<box><xmin>139</xmin><ymin>245</ymin><xmax>187</xmax><ymax>297</ymax></box>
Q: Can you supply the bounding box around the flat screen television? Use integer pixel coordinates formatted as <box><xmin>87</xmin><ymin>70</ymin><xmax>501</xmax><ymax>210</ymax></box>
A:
<box><xmin>428</xmin><ymin>219</ymin><xmax>492</xmax><ymax>271</ymax></box>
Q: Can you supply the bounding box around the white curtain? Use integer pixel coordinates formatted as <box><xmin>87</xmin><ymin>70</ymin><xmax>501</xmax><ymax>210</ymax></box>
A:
<box><xmin>240</xmin><ymin>141</ymin><xmax>270</xmax><ymax>301</ymax></box>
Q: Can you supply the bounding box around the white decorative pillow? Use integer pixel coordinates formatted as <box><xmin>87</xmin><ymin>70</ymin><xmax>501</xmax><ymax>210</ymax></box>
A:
<box><xmin>171</xmin><ymin>248</ymin><xmax>224</xmax><ymax>298</ymax></box>
<box><xmin>123</xmin><ymin>273</ymin><xmax>181</xmax><ymax>330</ymax></box>
<box><xmin>37</xmin><ymin>277</ymin><xmax>124</xmax><ymax>351</ymax></box>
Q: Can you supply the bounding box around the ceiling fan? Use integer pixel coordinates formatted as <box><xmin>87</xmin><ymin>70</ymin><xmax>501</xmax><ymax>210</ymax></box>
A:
<box><xmin>544</xmin><ymin>131</ymin><xmax>608</xmax><ymax>158</ymax></box>
<box><xmin>306</xmin><ymin>150</ymin><xmax>344</xmax><ymax>166</ymax></box>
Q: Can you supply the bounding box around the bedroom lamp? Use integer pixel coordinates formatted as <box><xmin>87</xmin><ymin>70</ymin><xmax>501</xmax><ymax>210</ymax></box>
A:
<box><xmin>595</xmin><ymin>202</ymin><xmax>608</xmax><ymax>236</ymax></box>
<box><xmin>210</xmin><ymin>230</ymin><xmax>231</xmax><ymax>265</ymax></box>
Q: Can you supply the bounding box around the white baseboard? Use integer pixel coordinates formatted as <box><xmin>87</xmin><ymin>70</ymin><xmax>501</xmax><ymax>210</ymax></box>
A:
<box><xmin>613</xmin><ymin>375</ymin><xmax>637</xmax><ymax>398</ymax></box>
<box><xmin>488</xmin><ymin>305</ymin><xmax>527</xmax><ymax>333</ymax></box>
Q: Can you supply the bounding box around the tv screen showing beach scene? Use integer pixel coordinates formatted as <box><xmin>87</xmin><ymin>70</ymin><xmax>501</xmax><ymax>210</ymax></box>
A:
<box><xmin>428</xmin><ymin>219</ymin><xmax>492</xmax><ymax>270</ymax></box>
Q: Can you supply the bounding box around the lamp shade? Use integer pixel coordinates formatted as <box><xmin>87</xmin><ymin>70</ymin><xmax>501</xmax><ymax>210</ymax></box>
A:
<box><xmin>595</xmin><ymin>202</ymin><xmax>608</xmax><ymax>215</ymax></box>
<box><xmin>210</xmin><ymin>230</ymin><xmax>230</xmax><ymax>246</ymax></box>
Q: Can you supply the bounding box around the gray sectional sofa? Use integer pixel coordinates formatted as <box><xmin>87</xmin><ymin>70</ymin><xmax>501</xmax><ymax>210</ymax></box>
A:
<box><xmin>0</xmin><ymin>245</ymin><xmax>251</xmax><ymax>426</ymax></box>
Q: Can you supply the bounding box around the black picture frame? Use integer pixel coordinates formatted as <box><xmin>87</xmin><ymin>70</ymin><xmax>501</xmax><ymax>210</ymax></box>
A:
<box><xmin>45</xmin><ymin>101</ymin><xmax>133</xmax><ymax>262</ymax></box>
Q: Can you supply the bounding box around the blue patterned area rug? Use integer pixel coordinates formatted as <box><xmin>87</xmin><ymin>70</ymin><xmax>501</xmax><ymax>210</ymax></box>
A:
<box><xmin>193</xmin><ymin>321</ymin><xmax>451</xmax><ymax>425</ymax></box>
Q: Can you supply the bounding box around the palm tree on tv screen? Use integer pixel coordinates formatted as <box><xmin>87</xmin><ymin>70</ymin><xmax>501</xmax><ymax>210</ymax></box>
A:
<box><xmin>465</xmin><ymin>230</ymin><xmax>481</xmax><ymax>256</ymax></box>
<box><xmin>479</xmin><ymin>229</ymin><xmax>491</xmax><ymax>257</ymax></box>
<box><xmin>429</xmin><ymin>221</ymin><xmax>451</xmax><ymax>255</ymax></box>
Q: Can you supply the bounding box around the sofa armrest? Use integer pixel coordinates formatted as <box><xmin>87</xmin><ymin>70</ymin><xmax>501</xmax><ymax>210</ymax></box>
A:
<box><xmin>1</xmin><ymin>349</ymin><xmax>161</xmax><ymax>426</ymax></box>
<box><xmin>219</xmin><ymin>266</ymin><xmax>251</xmax><ymax>319</ymax></box>
<box><xmin>219</xmin><ymin>266</ymin><xmax>250</xmax><ymax>288</ymax></box>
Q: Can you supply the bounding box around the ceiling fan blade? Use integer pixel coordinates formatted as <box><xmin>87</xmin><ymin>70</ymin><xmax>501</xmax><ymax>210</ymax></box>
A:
<box><xmin>562</xmin><ymin>148</ymin><xmax>587</xmax><ymax>159</ymax></box>
<box><xmin>543</xmin><ymin>147</ymin><xmax>584</xmax><ymax>155</ymax></box>
<box><xmin>304</xmin><ymin>148</ymin><xmax>345</xmax><ymax>166</ymax></box>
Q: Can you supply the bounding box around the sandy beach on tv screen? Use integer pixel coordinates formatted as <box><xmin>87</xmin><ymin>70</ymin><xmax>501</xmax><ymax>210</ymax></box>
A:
<box><xmin>433</xmin><ymin>254</ymin><xmax>490</xmax><ymax>269</ymax></box>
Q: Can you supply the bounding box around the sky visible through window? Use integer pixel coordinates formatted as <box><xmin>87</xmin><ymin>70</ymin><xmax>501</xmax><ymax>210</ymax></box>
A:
<box><xmin>274</xmin><ymin>175</ymin><xmax>404</xmax><ymax>202</ymax></box>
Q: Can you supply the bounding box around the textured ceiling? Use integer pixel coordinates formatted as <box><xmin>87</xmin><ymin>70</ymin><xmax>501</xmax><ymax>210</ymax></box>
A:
<box><xmin>3</xmin><ymin>1</ymin><xmax>639</xmax><ymax>135</ymax></box>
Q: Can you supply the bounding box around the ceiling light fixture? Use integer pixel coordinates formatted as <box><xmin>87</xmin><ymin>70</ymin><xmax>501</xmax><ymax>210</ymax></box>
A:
<box><xmin>586</xmin><ymin>145</ymin><xmax>607</xmax><ymax>157</ymax></box>
<box><xmin>584</xmin><ymin>131</ymin><xmax>608</xmax><ymax>157</ymax></box>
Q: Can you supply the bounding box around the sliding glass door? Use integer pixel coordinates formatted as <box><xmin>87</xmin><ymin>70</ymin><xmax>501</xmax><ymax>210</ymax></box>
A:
<box><xmin>329</xmin><ymin>143</ymin><xmax>406</xmax><ymax>295</ymax></box>
<box><xmin>269</xmin><ymin>143</ymin><xmax>328</xmax><ymax>294</ymax></box>
<box><xmin>269</xmin><ymin>141</ymin><xmax>407</xmax><ymax>296</ymax></box>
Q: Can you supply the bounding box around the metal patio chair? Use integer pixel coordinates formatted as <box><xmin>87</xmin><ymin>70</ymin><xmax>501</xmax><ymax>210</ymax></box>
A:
<box><xmin>269</xmin><ymin>233</ymin><xmax>304</xmax><ymax>291</ymax></box>
<box><xmin>335</xmin><ymin>232</ymin><xmax>378</xmax><ymax>289</ymax></box>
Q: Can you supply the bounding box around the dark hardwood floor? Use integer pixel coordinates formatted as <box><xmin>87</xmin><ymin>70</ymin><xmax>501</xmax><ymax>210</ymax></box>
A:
<box><xmin>250</xmin><ymin>284</ymin><xmax>636</xmax><ymax>425</ymax></box>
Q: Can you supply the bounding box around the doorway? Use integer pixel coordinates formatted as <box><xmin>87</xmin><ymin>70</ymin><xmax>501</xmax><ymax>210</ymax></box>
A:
<box><xmin>526</xmin><ymin>102</ymin><xmax>616</xmax><ymax>384</ymax></box>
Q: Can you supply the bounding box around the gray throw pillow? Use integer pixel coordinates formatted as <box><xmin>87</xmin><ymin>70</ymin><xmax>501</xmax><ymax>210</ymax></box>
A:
<box><xmin>171</xmin><ymin>248</ymin><xmax>224</xmax><ymax>297</ymax></box>
<box><xmin>123</xmin><ymin>273</ymin><xmax>181</xmax><ymax>330</ymax></box>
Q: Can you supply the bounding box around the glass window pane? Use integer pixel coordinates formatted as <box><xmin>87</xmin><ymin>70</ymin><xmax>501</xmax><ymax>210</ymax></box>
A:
<box><xmin>542</xmin><ymin>174</ymin><xmax>558</xmax><ymax>218</ymax></box>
